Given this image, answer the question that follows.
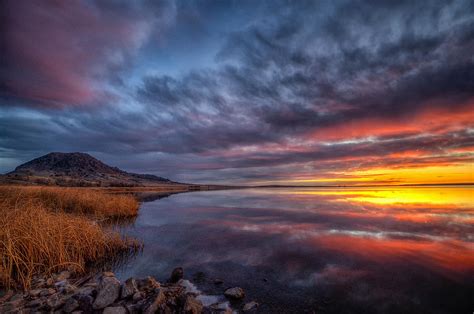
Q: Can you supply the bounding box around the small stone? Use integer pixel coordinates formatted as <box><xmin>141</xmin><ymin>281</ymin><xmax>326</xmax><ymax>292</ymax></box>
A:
<box><xmin>132</xmin><ymin>291</ymin><xmax>145</xmax><ymax>302</ymax></box>
<box><xmin>92</xmin><ymin>276</ymin><xmax>121</xmax><ymax>309</ymax></box>
<box><xmin>103</xmin><ymin>271</ymin><xmax>115</xmax><ymax>277</ymax></box>
<box><xmin>26</xmin><ymin>297</ymin><xmax>46</xmax><ymax>308</ymax></box>
<box><xmin>46</xmin><ymin>278</ymin><xmax>55</xmax><ymax>286</ymax></box>
<box><xmin>243</xmin><ymin>301</ymin><xmax>259</xmax><ymax>312</ymax></box>
<box><xmin>144</xmin><ymin>288</ymin><xmax>165</xmax><ymax>314</ymax></box>
<box><xmin>60</xmin><ymin>284</ymin><xmax>77</xmax><ymax>294</ymax></box>
<box><xmin>56</xmin><ymin>271</ymin><xmax>71</xmax><ymax>281</ymax></box>
<box><xmin>184</xmin><ymin>295</ymin><xmax>203</xmax><ymax>314</ymax></box>
<box><xmin>1</xmin><ymin>298</ymin><xmax>26</xmax><ymax>312</ymax></box>
<box><xmin>76</xmin><ymin>285</ymin><xmax>96</xmax><ymax>297</ymax></box>
<box><xmin>63</xmin><ymin>297</ymin><xmax>79</xmax><ymax>313</ymax></box>
<box><xmin>10</xmin><ymin>293</ymin><xmax>25</xmax><ymax>301</ymax></box>
<box><xmin>39</xmin><ymin>288</ymin><xmax>56</xmax><ymax>297</ymax></box>
<box><xmin>76</xmin><ymin>294</ymin><xmax>94</xmax><ymax>312</ymax></box>
<box><xmin>224</xmin><ymin>287</ymin><xmax>245</xmax><ymax>300</ymax></box>
<box><xmin>170</xmin><ymin>267</ymin><xmax>184</xmax><ymax>283</ymax></box>
<box><xmin>137</xmin><ymin>276</ymin><xmax>160</xmax><ymax>292</ymax></box>
<box><xmin>125</xmin><ymin>302</ymin><xmax>143</xmax><ymax>314</ymax></box>
<box><xmin>29</xmin><ymin>289</ymin><xmax>43</xmax><ymax>298</ymax></box>
<box><xmin>55</xmin><ymin>280</ymin><xmax>68</xmax><ymax>288</ymax></box>
<box><xmin>103</xmin><ymin>305</ymin><xmax>127</xmax><ymax>314</ymax></box>
<box><xmin>121</xmin><ymin>278</ymin><xmax>138</xmax><ymax>299</ymax></box>
<box><xmin>46</xmin><ymin>294</ymin><xmax>65</xmax><ymax>310</ymax></box>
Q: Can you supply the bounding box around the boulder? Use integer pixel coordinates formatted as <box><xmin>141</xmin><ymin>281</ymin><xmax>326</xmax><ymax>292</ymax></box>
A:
<box><xmin>224</xmin><ymin>287</ymin><xmax>245</xmax><ymax>300</ymax></box>
<box><xmin>170</xmin><ymin>267</ymin><xmax>184</xmax><ymax>283</ymax></box>
<box><xmin>243</xmin><ymin>301</ymin><xmax>259</xmax><ymax>312</ymax></box>
<box><xmin>121</xmin><ymin>278</ymin><xmax>138</xmax><ymax>299</ymax></box>
<box><xmin>92</xmin><ymin>276</ymin><xmax>121</xmax><ymax>309</ymax></box>
<box><xmin>103</xmin><ymin>305</ymin><xmax>127</xmax><ymax>314</ymax></box>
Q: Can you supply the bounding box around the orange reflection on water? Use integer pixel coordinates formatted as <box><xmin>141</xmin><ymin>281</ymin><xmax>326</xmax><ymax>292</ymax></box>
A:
<box><xmin>312</xmin><ymin>235</ymin><xmax>474</xmax><ymax>274</ymax></box>
<box><xmin>288</xmin><ymin>186</ymin><xmax>473</xmax><ymax>207</ymax></box>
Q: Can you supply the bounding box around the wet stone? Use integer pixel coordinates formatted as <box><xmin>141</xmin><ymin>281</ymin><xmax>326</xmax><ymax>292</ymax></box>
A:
<box><xmin>224</xmin><ymin>287</ymin><xmax>245</xmax><ymax>300</ymax></box>
<box><xmin>103</xmin><ymin>305</ymin><xmax>127</xmax><ymax>314</ymax></box>
<box><xmin>92</xmin><ymin>276</ymin><xmax>121</xmax><ymax>309</ymax></box>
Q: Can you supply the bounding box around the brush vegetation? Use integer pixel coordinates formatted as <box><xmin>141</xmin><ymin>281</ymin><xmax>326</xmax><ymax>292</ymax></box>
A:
<box><xmin>0</xmin><ymin>186</ymin><xmax>141</xmax><ymax>289</ymax></box>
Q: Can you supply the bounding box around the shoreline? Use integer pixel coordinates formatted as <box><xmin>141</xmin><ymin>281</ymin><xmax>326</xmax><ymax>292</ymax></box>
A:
<box><xmin>0</xmin><ymin>268</ymin><xmax>256</xmax><ymax>313</ymax></box>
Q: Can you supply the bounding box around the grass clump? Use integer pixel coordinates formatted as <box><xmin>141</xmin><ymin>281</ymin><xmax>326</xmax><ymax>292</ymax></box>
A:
<box><xmin>0</xmin><ymin>186</ymin><xmax>139</xmax><ymax>219</ymax></box>
<box><xmin>0</xmin><ymin>186</ymin><xmax>141</xmax><ymax>289</ymax></box>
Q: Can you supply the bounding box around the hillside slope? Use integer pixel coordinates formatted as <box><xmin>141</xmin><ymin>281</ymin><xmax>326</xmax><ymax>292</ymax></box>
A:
<box><xmin>2</xmin><ymin>152</ymin><xmax>178</xmax><ymax>187</ymax></box>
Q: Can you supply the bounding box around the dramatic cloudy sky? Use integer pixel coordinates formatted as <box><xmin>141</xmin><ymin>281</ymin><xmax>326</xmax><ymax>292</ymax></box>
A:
<box><xmin>1</xmin><ymin>0</ymin><xmax>473</xmax><ymax>185</ymax></box>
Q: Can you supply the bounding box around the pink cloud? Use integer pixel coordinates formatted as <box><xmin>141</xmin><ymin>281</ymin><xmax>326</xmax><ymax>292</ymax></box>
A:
<box><xmin>2</xmin><ymin>0</ymin><xmax>166</xmax><ymax>107</ymax></box>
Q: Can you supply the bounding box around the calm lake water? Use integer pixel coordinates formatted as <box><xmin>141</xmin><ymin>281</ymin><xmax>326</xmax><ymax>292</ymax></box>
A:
<box><xmin>115</xmin><ymin>187</ymin><xmax>474</xmax><ymax>313</ymax></box>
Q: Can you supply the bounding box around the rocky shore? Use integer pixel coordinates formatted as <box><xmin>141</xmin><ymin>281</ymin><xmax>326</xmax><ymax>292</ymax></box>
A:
<box><xmin>0</xmin><ymin>268</ymin><xmax>259</xmax><ymax>313</ymax></box>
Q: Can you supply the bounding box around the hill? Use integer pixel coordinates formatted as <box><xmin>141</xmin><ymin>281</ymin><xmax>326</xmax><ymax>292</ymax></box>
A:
<box><xmin>1</xmin><ymin>152</ymin><xmax>178</xmax><ymax>187</ymax></box>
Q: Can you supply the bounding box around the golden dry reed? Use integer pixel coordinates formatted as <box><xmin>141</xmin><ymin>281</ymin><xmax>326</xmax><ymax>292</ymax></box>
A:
<box><xmin>0</xmin><ymin>186</ymin><xmax>140</xmax><ymax>290</ymax></box>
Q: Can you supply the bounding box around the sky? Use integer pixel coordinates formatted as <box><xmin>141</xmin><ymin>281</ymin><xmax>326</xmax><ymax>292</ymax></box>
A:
<box><xmin>1</xmin><ymin>0</ymin><xmax>473</xmax><ymax>186</ymax></box>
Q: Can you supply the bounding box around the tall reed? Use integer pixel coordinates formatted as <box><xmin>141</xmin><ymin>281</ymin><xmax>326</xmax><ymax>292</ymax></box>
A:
<box><xmin>0</xmin><ymin>186</ymin><xmax>141</xmax><ymax>289</ymax></box>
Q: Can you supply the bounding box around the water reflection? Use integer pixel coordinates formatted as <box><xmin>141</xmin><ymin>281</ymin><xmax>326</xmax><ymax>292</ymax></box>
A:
<box><xmin>115</xmin><ymin>187</ymin><xmax>474</xmax><ymax>313</ymax></box>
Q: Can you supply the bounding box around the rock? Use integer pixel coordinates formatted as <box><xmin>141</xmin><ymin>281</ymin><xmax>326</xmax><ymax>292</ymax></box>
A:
<box><xmin>103</xmin><ymin>305</ymin><xmax>127</xmax><ymax>314</ymax></box>
<box><xmin>60</xmin><ymin>284</ymin><xmax>77</xmax><ymax>294</ymax></box>
<box><xmin>132</xmin><ymin>291</ymin><xmax>145</xmax><ymax>302</ymax></box>
<box><xmin>40</xmin><ymin>288</ymin><xmax>56</xmax><ymax>297</ymax></box>
<box><xmin>170</xmin><ymin>267</ymin><xmax>184</xmax><ymax>283</ymax></box>
<box><xmin>243</xmin><ymin>301</ymin><xmax>259</xmax><ymax>312</ymax></box>
<box><xmin>144</xmin><ymin>288</ymin><xmax>165</xmax><ymax>314</ymax></box>
<box><xmin>92</xmin><ymin>276</ymin><xmax>121</xmax><ymax>309</ymax></box>
<box><xmin>63</xmin><ymin>298</ymin><xmax>79</xmax><ymax>313</ymax></box>
<box><xmin>25</xmin><ymin>297</ymin><xmax>46</xmax><ymax>308</ymax></box>
<box><xmin>76</xmin><ymin>294</ymin><xmax>94</xmax><ymax>312</ymax></box>
<box><xmin>29</xmin><ymin>289</ymin><xmax>43</xmax><ymax>298</ymax></box>
<box><xmin>103</xmin><ymin>271</ymin><xmax>115</xmax><ymax>277</ymax></box>
<box><xmin>1</xmin><ymin>298</ymin><xmax>26</xmax><ymax>312</ymax></box>
<box><xmin>184</xmin><ymin>295</ymin><xmax>203</xmax><ymax>314</ymax></box>
<box><xmin>126</xmin><ymin>302</ymin><xmax>144</xmax><ymax>314</ymax></box>
<box><xmin>10</xmin><ymin>293</ymin><xmax>25</xmax><ymax>301</ymax></box>
<box><xmin>46</xmin><ymin>294</ymin><xmax>65</xmax><ymax>310</ymax></box>
<box><xmin>213</xmin><ymin>279</ymin><xmax>224</xmax><ymax>285</ymax></box>
<box><xmin>224</xmin><ymin>287</ymin><xmax>245</xmax><ymax>300</ymax></box>
<box><xmin>46</xmin><ymin>278</ymin><xmax>55</xmax><ymax>286</ymax></box>
<box><xmin>56</xmin><ymin>271</ymin><xmax>71</xmax><ymax>281</ymax></box>
<box><xmin>76</xmin><ymin>285</ymin><xmax>96</xmax><ymax>297</ymax></box>
<box><xmin>137</xmin><ymin>276</ymin><xmax>160</xmax><ymax>292</ymax></box>
<box><xmin>55</xmin><ymin>280</ymin><xmax>68</xmax><ymax>288</ymax></box>
<box><xmin>121</xmin><ymin>278</ymin><xmax>138</xmax><ymax>299</ymax></box>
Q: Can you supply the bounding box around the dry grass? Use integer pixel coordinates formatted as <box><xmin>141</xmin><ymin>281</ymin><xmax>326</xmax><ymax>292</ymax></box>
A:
<box><xmin>0</xmin><ymin>186</ymin><xmax>141</xmax><ymax>289</ymax></box>
<box><xmin>0</xmin><ymin>186</ymin><xmax>139</xmax><ymax>219</ymax></box>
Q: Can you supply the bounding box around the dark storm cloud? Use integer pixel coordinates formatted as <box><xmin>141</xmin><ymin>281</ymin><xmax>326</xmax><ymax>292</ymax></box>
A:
<box><xmin>1</xmin><ymin>0</ymin><xmax>473</xmax><ymax>183</ymax></box>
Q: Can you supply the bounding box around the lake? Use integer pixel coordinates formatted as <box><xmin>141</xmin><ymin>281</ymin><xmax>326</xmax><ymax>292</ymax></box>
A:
<box><xmin>115</xmin><ymin>186</ymin><xmax>474</xmax><ymax>313</ymax></box>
